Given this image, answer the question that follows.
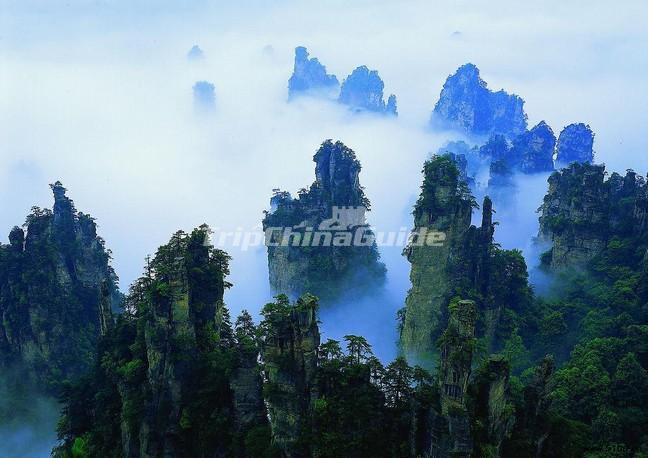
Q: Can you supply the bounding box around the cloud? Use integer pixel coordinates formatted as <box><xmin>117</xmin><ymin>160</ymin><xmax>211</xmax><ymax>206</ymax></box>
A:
<box><xmin>1</xmin><ymin>0</ymin><xmax>647</xmax><ymax>352</ymax></box>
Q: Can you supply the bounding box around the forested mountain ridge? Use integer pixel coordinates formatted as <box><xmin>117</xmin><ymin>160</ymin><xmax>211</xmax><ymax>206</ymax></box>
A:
<box><xmin>0</xmin><ymin>182</ymin><xmax>119</xmax><ymax>392</ymax></box>
<box><xmin>2</xmin><ymin>159</ymin><xmax>647</xmax><ymax>458</ymax></box>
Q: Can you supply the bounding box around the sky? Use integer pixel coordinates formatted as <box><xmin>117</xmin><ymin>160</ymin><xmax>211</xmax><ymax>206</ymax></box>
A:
<box><xmin>1</xmin><ymin>0</ymin><xmax>648</xmax><ymax>361</ymax></box>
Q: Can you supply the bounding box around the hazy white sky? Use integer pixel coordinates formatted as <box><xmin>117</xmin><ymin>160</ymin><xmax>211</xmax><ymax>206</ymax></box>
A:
<box><xmin>1</xmin><ymin>0</ymin><xmax>647</xmax><ymax>358</ymax></box>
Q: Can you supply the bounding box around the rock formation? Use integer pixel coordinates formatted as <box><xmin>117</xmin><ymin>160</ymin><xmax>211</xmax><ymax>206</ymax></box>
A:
<box><xmin>400</xmin><ymin>155</ymin><xmax>475</xmax><ymax>360</ymax></box>
<box><xmin>416</xmin><ymin>301</ymin><xmax>514</xmax><ymax>458</ymax></box>
<box><xmin>513</xmin><ymin>121</ymin><xmax>556</xmax><ymax>174</ymax></box>
<box><xmin>437</xmin><ymin>299</ymin><xmax>477</xmax><ymax>456</ymax></box>
<box><xmin>0</xmin><ymin>182</ymin><xmax>118</xmax><ymax>392</ymax></box>
<box><xmin>288</xmin><ymin>46</ymin><xmax>339</xmax><ymax>99</ymax></box>
<box><xmin>259</xmin><ymin>294</ymin><xmax>320</xmax><ymax>457</ymax></box>
<box><xmin>401</xmin><ymin>156</ymin><xmax>532</xmax><ymax>362</ymax></box>
<box><xmin>469</xmin><ymin>356</ymin><xmax>515</xmax><ymax>458</ymax></box>
<box><xmin>436</xmin><ymin>141</ymin><xmax>482</xmax><ymax>187</ymax></box>
<box><xmin>262</xmin><ymin>140</ymin><xmax>386</xmax><ymax>302</ymax></box>
<box><xmin>338</xmin><ymin>66</ymin><xmax>397</xmax><ymax>115</ymax></box>
<box><xmin>538</xmin><ymin>163</ymin><xmax>648</xmax><ymax>269</ymax></box>
<box><xmin>231</xmin><ymin>310</ymin><xmax>266</xmax><ymax>438</ymax></box>
<box><xmin>430</xmin><ymin>63</ymin><xmax>527</xmax><ymax>138</ymax></box>
<box><xmin>555</xmin><ymin>123</ymin><xmax>595</xmax><ymax>167</ymax></box>
<box><xmin>187</xmin><ymin>45</ymin><xmax>204</xmax><ymax>61</ymax></box>
<box><xmin>54</xmin><ymin>227</ymin><xmax>272</xmax><ymax>457</ymax></box>
<box><xmin>193</xmin><ymin>80</ymin><xmax>215</xmax><ymax>111</ymax></box>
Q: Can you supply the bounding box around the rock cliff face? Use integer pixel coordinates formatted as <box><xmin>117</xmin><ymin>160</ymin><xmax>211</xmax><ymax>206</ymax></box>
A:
<box><xmin>437</xmin><ymin>300</ymin><xmax>477</xmax><ymax>457</ymax></box>
<box><xmin>0</xmin><ymin>181</ymin><xmax>118</xmax><ymax>391</ymax></box>
<box><xmin>430</xmin><ymin>63</ymin><xmax>527</xmax><ymax>138</ymax></box>
<box><xmin>55</xmin><ymin>227</ymin><xmax>269</xmax><ymax>458</ymax></box>
<box><xmin>401</xmin><ymin>156</ymin><xmax>532</xmax><ymax>362</ymax></box>
<box><xmin>288</xmin><ymin>46</ymin><xmax>339</xmax><ymax>99</ymax></box>
<box><xmin>262</xmin><ymin>140</ymin><xmax>386</xmax><ymax>302</ymax></box>
<box><xmin>538</xmin><ymin>163</ymin><xmax>648</xmax><ymax>269</ymax></box>
<box><xmin>417</xmin><ymin>301</ymin><xmax>514</xmax><ymax>458</ymax></box>
<box><xmin>479</xmin><ymin>122</ymin><xmax>555</xmax><ymax>175</ymax></box>
<box><xmin>513</xmin><ymin>121</ymin><xmax>556</xmax><ymax>174</ymax></box>
<box><xmin>555</xmin><ymin>123</ymin><xmax>595</xmax><ymax>167</ymax></box>
<box><xmin>338</xmin><ymin>66</ymin><xmax>397</xmax><ymax>115</ymax></box>
<box><xmin>469</xmin><ymin>356</ymin><xmax>515</xmax><ymax>458</ymax></box>
<box><xmin>231</xmin><ymin>310</ymin><xmax>266</xmax><ymax>435</ymax></box>
<box><xmin>260</xmin><ymin>294</ymin><xmax>320</xmax><ymax>458</ymax></box>
<box><xmin>400</xmin><ymin>155</ymin><xmax>475</xmax><ymax>360</ymax></box>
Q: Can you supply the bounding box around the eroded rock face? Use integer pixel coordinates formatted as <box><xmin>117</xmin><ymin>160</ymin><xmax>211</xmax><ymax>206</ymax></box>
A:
<box><xmin>262</xmin><ymin>140</ymin><xmax>386</xmax><ymax>302</ymax></box>
<box><xmin>288</xmin><ymin>46</ymin><xmax>339</xmax><ymax>99</ymax></box>
<box><xmin>556</xmin><ymin>123</ymin><xmax>595</xmax><ymax>167</ymax></box>
<box><xmin>400</xmin><ymin>156</ymin><xmax>475</xmax><ymax>360</ymax></box>
<box><xmin>260</xmin><ymin>294</ymin><xmax>320</xmax><ymax>458</ymax></box>
<box><xmin>538</xmin><ymin>163</ymin><xmax>648</xmax><ymax>269</ymax></box>
<box><xmin>0</xmin><ymin>182</ymin><xmax>118</xmax><ymax>392</ymax></box>
<box><xmin>401</xmin><ymin>155</ymin><xmax>533</xmax><ymax>364</ymax></box>
<box><xmin>513</xmin><ymin>121</ymin><xmax>556</xmax><ymax>174</ymax></box>
<box><xmin>338</xmin><ymin>65</ymin><xmax>397</xmax><ymax>115</ymax></box>
<box><xmin>431</xmin><ymin>63</ymin><xmax>527</xmax><ymax>138</ymax></box>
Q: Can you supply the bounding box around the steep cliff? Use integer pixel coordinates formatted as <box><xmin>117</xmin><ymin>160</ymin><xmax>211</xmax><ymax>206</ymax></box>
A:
<box><xmin>400</xmin><ymin>155</ymin><xmax>475</xmax><ymax>360</ymax></box>
<box><xmin>0</xmin><ymin>181</ymin><xmax>118</xmax><ymax>392</ymax></box>
<box><xmin>555</xmin><ymin>123</ymin><xmax>595</xmax><ymax>167</ymax></box>
<box><xmin>259</xmin><ymin>294</ymin><xmax>320</xmax><ymax>457</ymax></box>
<box><xmin>513</xmin><ymin>121</ymin><xmax>556</xmax><ymax>174</ymax></box>
<box><xmin>262</xmin><ymin>140</ymin><xmax>386</xmax><ymax>302</ymax></box>
<box><xmin>338</xmin><ymin>66</ymin><xmax>397</xmax><ymax>115</ymax></box>
<box><xmin>288</xmin><ymin>46</ymin><xmax>339</xmax><ymax>99</ymax></box>
<box><xmin>430</xmin><ymin>63</ymin><xmax>527</xmax><ymax>138</ymax></box>
<box><xmin>55</xmin><ymin>227</ymin><xmax>273</xmax><ymax>457</ymax></box>
<box><xmin>401</xmin><ymin>156</ymin><xmax>532</xmax><ymax>362</ymax></box>
<box><xmin>538</xmin><ymin>163</ymin><xmax>648</xmax><ymax>269</ymax></box>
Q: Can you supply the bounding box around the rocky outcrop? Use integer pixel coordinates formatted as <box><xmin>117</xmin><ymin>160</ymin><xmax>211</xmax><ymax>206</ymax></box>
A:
<box><xmin>187</xmin><ymin>45</ymin><xmax>204</xmax><ymax>61</ymax></box>
<box><xmin>193</xmin><ymin>81</ymin><xmax>215</xmax><ymax>111</ymax></box>
<box><xmin>260</xmin><ymin>294</ymin><xmax>320</xmax><ymax>458</ymax></box>
<box><xmin>400</xmin><ymin>155</ymin><xmax>475</xmax><ymax>360</ymax></box>
<box><xmin>513</xmin><ymin>121</ymin><xmax>556</xmax><ymax>174</ymax></box>
<box><xmin>436</xmin><ymin>141</ymin><xmax>482</xmax><ymax>187</ymax></box>
<box><xmin>470</xmin><ymin>356</ymin><xmax>515</xmax><ymax>458</ymax></box>
<box><xmin>430</xmin><ymin>63</ymin><xmax>527</xmax><ymax>138</ymax></box>
<box><xmin>288</xmin><ymin>46</ymin><xmax>339</xmax><ymax>99</ymax></box>
<box><xmin>417</xmin><ymin>300</ymin><xmax>515</xmax><ymax>458</ymax></box>
<box><xmin>262</xmin><ymin>140</ymin><xmax>386</xmax><ymax>302</ymax></box>
<box><xmin>0</xmin><ymin>182</ymin><xmax>118</xmax><ymax>392</ymax></box>
<box><xmin>231</xmin><ymin>310</ymin><xmax>266</xmax><ymax>437</ymax></box>
<box><xmin>338</xmin><ymin>66</ymin><xmax>397</xmax><ymax>115</ymax></box>
<box><xmin>538</xmin><ymin>163</ymin><xmax>648</xmax><ymax>269</ymax></box>
<box><xmin>555</xmin><ymin>123</ymin><xmax>595</xmax><ymax>167</ymax></box>
<box><xmin>437</xmin><ymin>300</ymin><xmax>476</xmax><ymax>457</ymax></box>
<box><xmin>54</xmin><ymin>228</ymin><xmax>274</xmax><ymax>458</ymax></box>
<box><xmin>401</xmin><ymin>156</ymin><xmax>532</xmax><ymax>362</ymax></box>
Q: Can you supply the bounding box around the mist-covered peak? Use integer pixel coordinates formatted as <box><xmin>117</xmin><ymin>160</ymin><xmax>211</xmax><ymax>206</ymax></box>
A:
<box><xmin>288</xmin><ymin>46</ymin><xmax>339</xmax><ymax>100</ymax></box>
<box><xmin>187</xmin><ymin>44</ymin><xmax>204</xmax><ymax>61</ymax></box>
<box><xmin>514</xmin><ymin>121</ymin><xmax>556</xmax><ymax>174</ymax></box>
<box><xmin>431</xmin><ymin>63</ymin><xmax>527</xmax><ymax>138</ymax></box>
<box><xmin>313</xmin><ymin>139</ymin><xmax>367</xmax><ymax>206</ymax></box>
<box><xmin>193</xmin><ymin>80</ymin><xmax>215</xmax><ymax>112</ymax></box>
<box><xmin>556</xmin><ymin>123</ymin><xmax>595</xmax><ymax>167</ymax></box>
<box><xmin>338</xmin><ymin>66</ymin><xmax>397</xmax><ymax>116</ymax></box>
